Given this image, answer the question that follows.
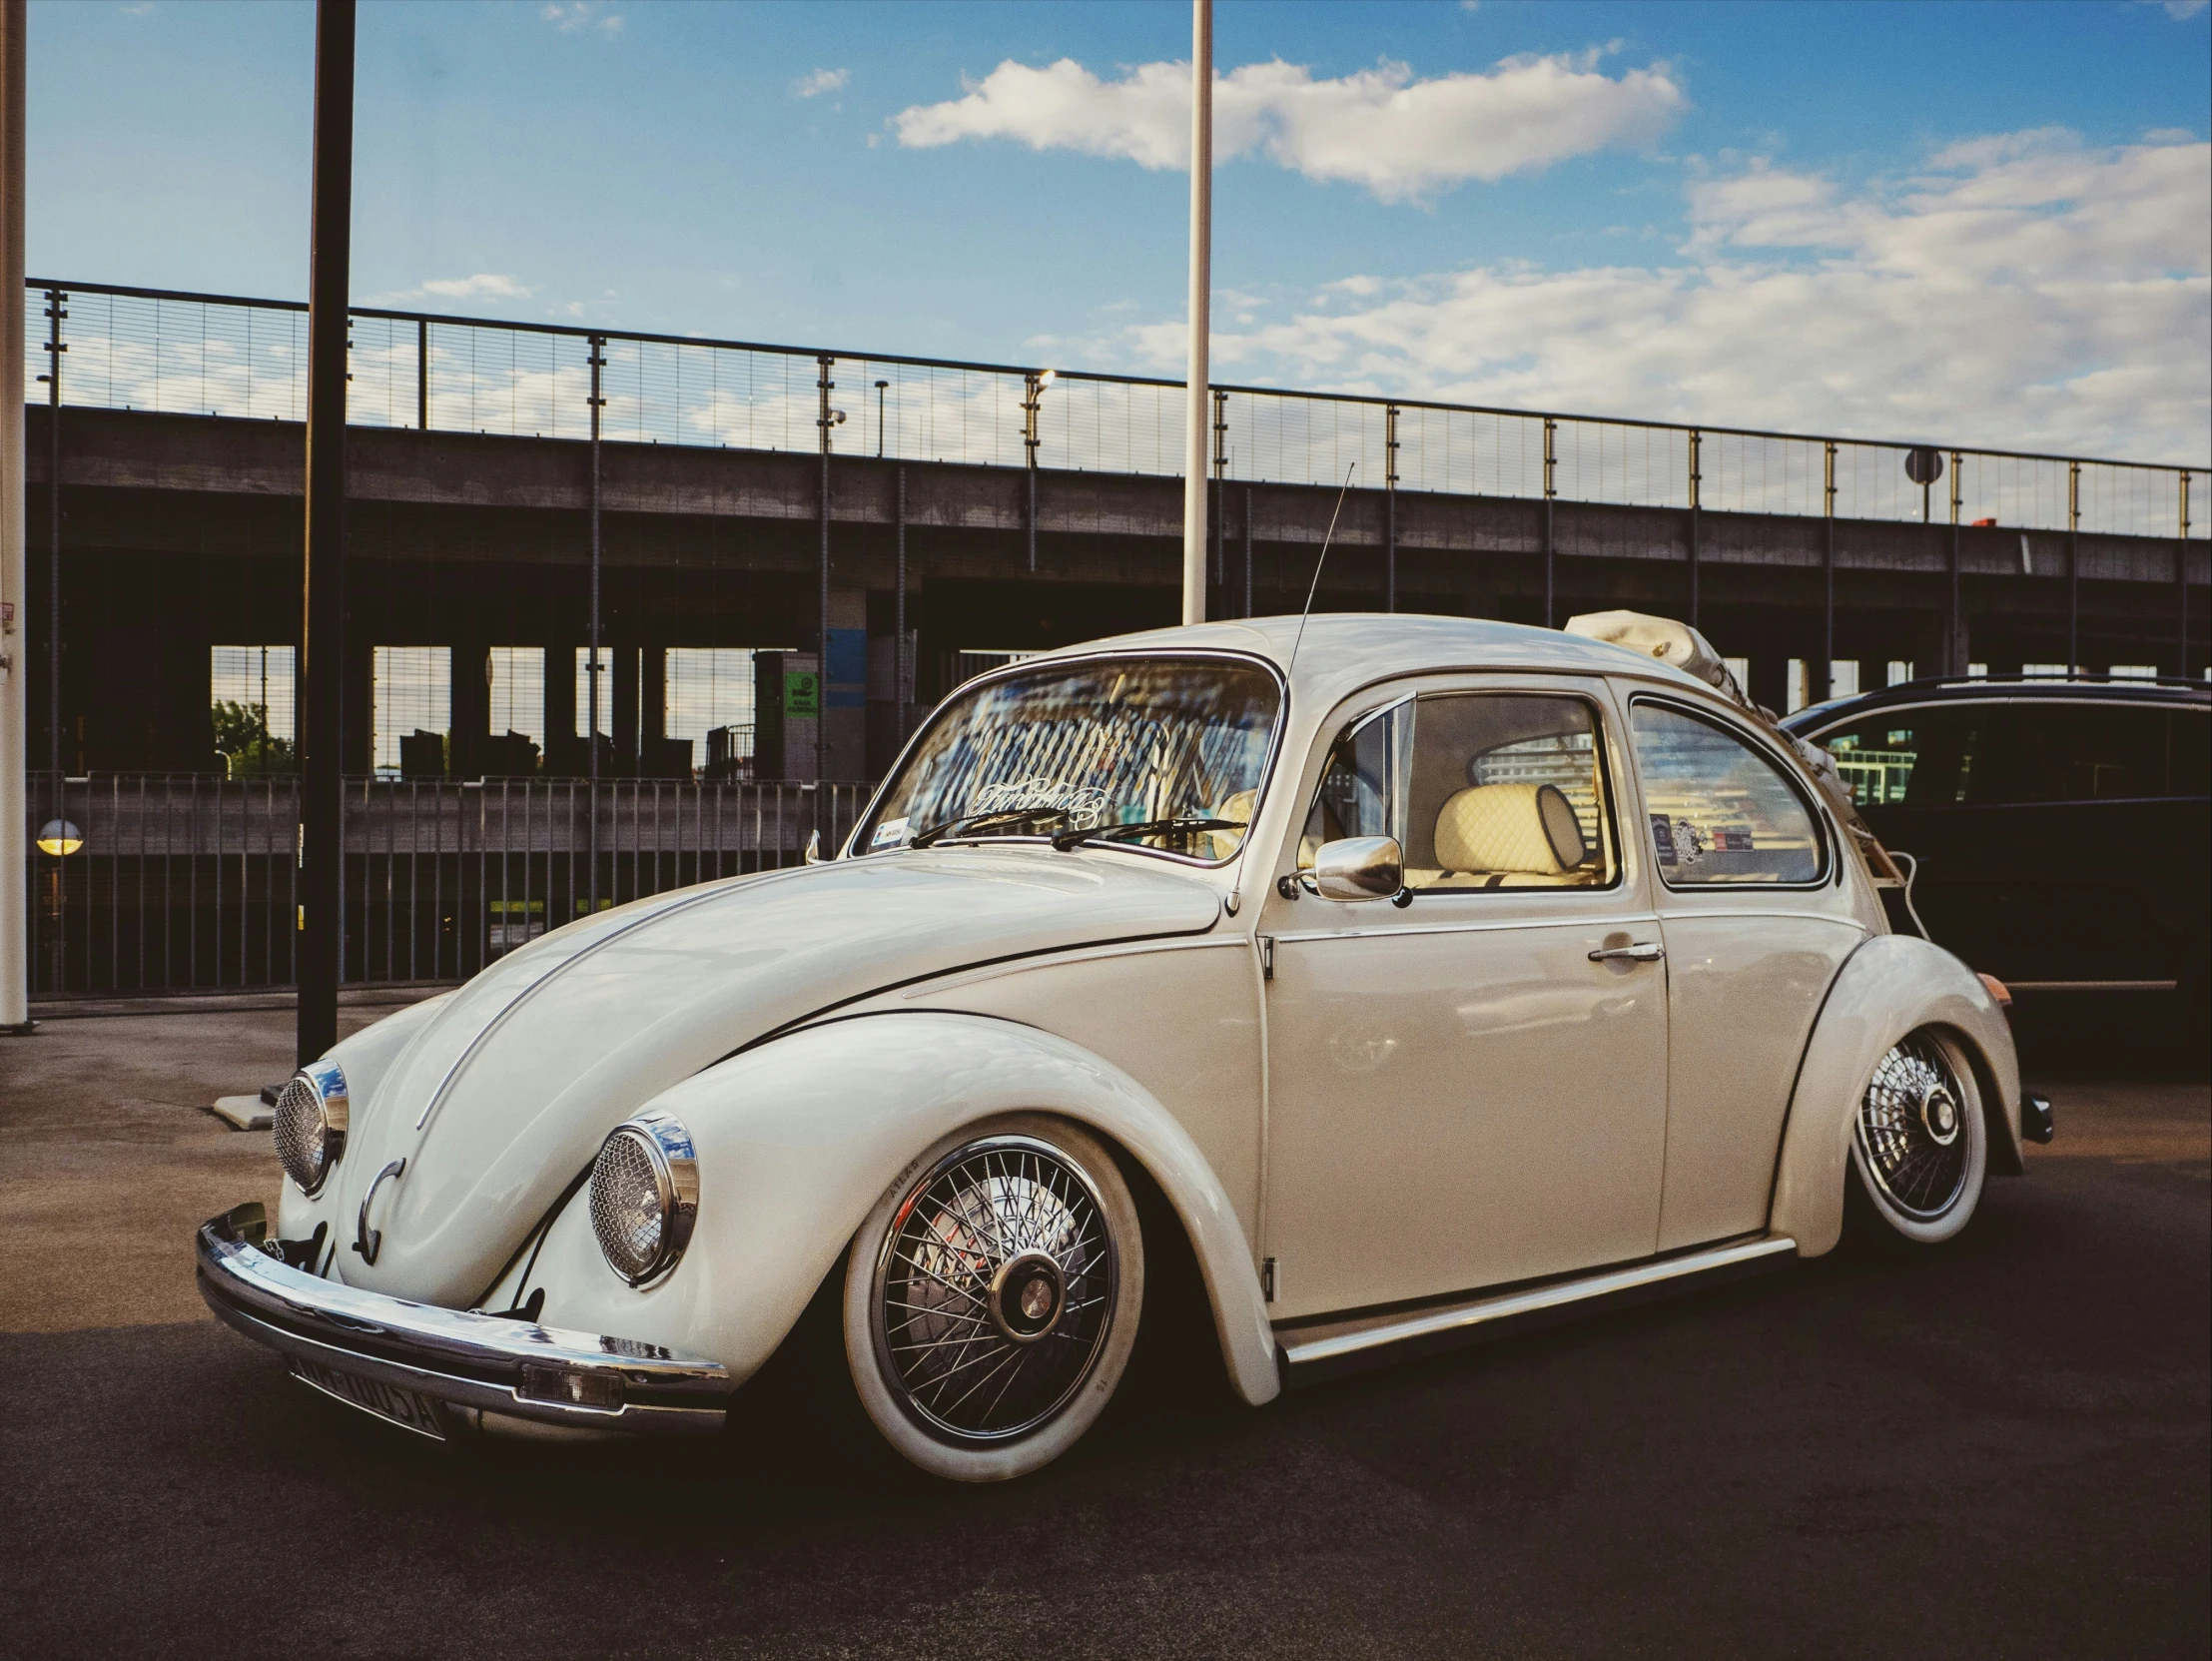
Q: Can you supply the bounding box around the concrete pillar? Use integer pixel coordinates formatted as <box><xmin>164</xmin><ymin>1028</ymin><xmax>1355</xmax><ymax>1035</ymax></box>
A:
<box><xmin>448</xmin><ymin>638</ymin><xmax>486</xmax><ymax>780</ymax></box>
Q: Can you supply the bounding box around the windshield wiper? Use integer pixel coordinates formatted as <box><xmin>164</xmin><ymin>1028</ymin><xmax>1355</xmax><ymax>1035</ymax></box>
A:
<box><xmin>1050</xmin><ymin>816</ymin><xmax>1247</xmax><ymax>852</ymax></box>
<box><xmin>908</xmin><ymin>804</ymin><xmax>1074</xmax><ymax>849</ymax></box>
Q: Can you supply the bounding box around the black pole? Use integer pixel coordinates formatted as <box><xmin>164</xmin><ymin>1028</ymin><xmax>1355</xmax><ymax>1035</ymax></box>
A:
<box><xmin>2067</xmin><ymin>461</ymin><xmax>2080</xmax><ymax>674</ymax></box>
<box><xmin>1243</xmin><ymin>484</ymin><xmax>1252</xmax><ymax>619</ymax></box>
<box><xmin>43</xmin><ymin>287</ymin><xmax>59</xmax><ymax>778</ymax></box>
<box><xmin>895</xmin><ymin>463</ymin><xmax>907</xmax><ymax>737</ymax></box>
<box><xmin>1542</xmin><ymin>416</ymin><xmax>1556</xmax><ymax>628</ymax></box>
<box><xmin>298</xmin><ymin>0</ymin><xmax>354</xmax><ymax>1067</ymax></box>
<box><xmin>1687</xmin><ymin>429</ymin><xmax>1701</xmax><ymax>629</ymax></box>
<box><xmin>817</xmin><ymin>357</ymin><xmax>831</xmax><ymax>793</ymax></box>
<box><xmin>587</xmin><ymin>334</ymin><xmax>603</xmax><ymax>911</ymax></box>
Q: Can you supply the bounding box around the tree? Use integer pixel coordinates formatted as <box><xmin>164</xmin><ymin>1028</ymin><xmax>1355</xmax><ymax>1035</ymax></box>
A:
<box><xmin>211</xmin><ymin>700</ymin><xmax>297</xmax><ymax>778</ymax></box>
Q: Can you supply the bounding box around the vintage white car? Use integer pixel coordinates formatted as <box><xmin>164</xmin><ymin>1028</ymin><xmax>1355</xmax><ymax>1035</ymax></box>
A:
<box><xmin>199</xmin><ymin>612</ymin><xmax>2048</xmax><ymax>1482</ymax></box>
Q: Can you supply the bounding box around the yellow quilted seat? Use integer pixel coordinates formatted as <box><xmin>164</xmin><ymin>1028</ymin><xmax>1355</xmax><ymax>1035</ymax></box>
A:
<box><xmin>1428</xmin><ymin>782</ymin><xmax>1590</xmax><ymax>889</ymax></box>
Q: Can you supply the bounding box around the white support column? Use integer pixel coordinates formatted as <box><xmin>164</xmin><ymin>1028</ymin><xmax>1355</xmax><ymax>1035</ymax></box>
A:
<box><xmin>1</xmin><ymin>0</ymin><xmax>29</xmax><ymax>1033</ymax></box>
<box><xmin>1180</xmin><ymin>0</ymin><xmax>1211</xmax><ymax>626</ymax></box>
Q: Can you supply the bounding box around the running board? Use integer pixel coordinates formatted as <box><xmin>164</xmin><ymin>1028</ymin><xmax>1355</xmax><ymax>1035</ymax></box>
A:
<box><xmin>1275</xmin><ymin>1235</ymin><xmax>1799</xmax><ymax>1385</ymax></box>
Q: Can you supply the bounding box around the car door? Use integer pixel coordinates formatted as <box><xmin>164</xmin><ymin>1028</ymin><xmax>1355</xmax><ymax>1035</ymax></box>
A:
<box><xmin>1260</xmin><ymin>677</ymin><xmax>1671</xmax><ymax>1321</ymax></box>
<box><xmin>1624</xmin><ymin>696</ymin><xmax>1867</xmax><ymax>1252</ymax></box>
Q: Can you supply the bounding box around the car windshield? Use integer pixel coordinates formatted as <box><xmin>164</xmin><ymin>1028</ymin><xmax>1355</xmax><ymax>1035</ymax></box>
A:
<box><xmin>857</xmin><ymin>656</ymin><xmax>1281</xmax><ymax>862</ymax></box>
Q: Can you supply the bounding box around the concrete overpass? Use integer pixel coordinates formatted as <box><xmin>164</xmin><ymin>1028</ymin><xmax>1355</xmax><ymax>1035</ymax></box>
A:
<box><xmin>19</xmin><ymin>281</ymin><xmax>2209</xmax><ymax>780</ymax></box>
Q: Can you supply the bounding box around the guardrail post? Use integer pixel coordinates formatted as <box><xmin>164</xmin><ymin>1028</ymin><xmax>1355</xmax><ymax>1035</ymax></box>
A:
<box><xmin>1948</xmin><ymin>451</ymin><xmax>1963</xmax><ymax>677</ymax></box>
<box><xmin>2182</xmin><ymin>471</ymin><xmax>2193</xmax><ymax>676</ymax></box>
<box><xmin>415</xmin><ymin>316</ymin><xmax>427</xmax><ymax>429</ymax></box>
<box><xmin>1686</xmin><ymin>428</ymin><xmax>1701</xmax><ymax>627</ymax></box>
<box><xmin>1822</xmin><ymin>440</ymin><xmax>1837</xmax><ymax>704</ymax></box>
<box><xmin>1384</xmin><ymin>404</ymin><xmax>1398</xmax><ymax>613</ymax></box>
<box><xmin>1212</xmin><ymin>388</ymin><xmax>1227</xmax><ymax>595</ymax></box>
<box><xmin>1243</xmin><ymin>483</ymin><xmax>1253</xmax><ymax>620</ymax></box>
<box><xmin>1542</xmin><ymin>416</ymin><xmax>1557</xmax><ymax>627</ymax></box>
<box><xmin>1023</xmin><ymin>369</ymin><xmax>1042</xmax><ymax>574</ymax></box>
<box><xmin>2067</xmin><ymin>459</ymin><xmax>2080</xmax><ymax>673</ymax></box>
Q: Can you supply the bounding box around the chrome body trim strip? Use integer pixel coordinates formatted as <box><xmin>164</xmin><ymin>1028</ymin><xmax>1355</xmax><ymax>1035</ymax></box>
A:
<box><xmin>1277</xmin><ymin>1236</ymin><xmax>1798</xmax><ymax>1375</ymax></box>
<box><xmin>196</xmin><ymin>1205</ymin><xmax>730</xmax><ymax>1435</ymax></box>
<box><xmin>413</xmin><ymin>879</ymin><xmax>757</xmax><ymax>1131</ymax></box>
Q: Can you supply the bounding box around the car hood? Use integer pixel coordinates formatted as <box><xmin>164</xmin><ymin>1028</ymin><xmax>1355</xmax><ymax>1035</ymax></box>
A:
<box><xmin>328</xmin><ymin>849</ymin><xmax>1224</xmax><ymax>1304</ymax></box>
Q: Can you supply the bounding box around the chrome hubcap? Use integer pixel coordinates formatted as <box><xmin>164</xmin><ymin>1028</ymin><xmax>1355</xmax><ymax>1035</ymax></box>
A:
<box><xmin>1858</xmin><ymin>1036</ymin><xmax>1972</xmax><ymax>1221</ymax></box>
<box><xmin>990</xmin><ymin>1250</ymin><xmax>1066</xmax><ymax>1344</ymax></box>
<box><xmin>872</xmin><ymin>1137</ymin><xmax>1115</xmax><ymax>1443</ymax></box>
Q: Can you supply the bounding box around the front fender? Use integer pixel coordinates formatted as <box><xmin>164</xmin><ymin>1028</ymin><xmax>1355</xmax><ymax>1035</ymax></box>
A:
<box><xmin>522</xmin><ymin>1011</ymin><xmax>1281</xmax><ymax>1407</ymax></box>
<box><xmin>1771</xmin><ymin>934</ymin><xmax>2023</xmax><ymax>1257</ymax></box>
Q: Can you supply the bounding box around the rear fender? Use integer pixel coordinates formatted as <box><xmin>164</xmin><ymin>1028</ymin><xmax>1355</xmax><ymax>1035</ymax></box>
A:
<box><xmin>1772</xmin><ymin>934</ymin><xmax>2022</xmax><ymax>1256</ymax></box>
<box><xmin>517</xmin><ymin>1011</ymin><xmax>1281</xmax><ymax>1406</ymax></box>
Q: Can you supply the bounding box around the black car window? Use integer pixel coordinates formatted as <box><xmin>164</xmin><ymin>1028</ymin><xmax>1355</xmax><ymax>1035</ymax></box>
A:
<box><xmin>1817</xmin><ymin>708</ymin><xmax>1985</xmax><ymax>809</ymax></box>
<box><xmin>1969</xmin><ymin>704</ymin><xmax>2207</xmax><ymax>805</ymax></box>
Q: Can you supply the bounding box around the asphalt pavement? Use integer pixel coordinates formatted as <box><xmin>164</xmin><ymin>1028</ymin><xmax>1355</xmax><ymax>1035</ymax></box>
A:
<box><xmin>0</xmin><ymin>997</ymin><xmax>2203</xmax><ymax>1660</ymax></box>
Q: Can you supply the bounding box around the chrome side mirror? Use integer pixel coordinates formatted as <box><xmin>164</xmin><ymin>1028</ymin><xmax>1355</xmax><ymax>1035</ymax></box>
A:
<box><xmin>1311</xmin><ymin>836</ymin><xmax>1403</xmax><ymax>902</ymax></box>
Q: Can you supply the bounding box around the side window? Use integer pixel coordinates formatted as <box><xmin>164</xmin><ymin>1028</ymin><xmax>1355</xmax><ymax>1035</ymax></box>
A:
<box><xmin>1817</xmin><ymin>708</ymin><xmax>1984</xmax><ymax>808</ymax></box>
<box><xmin>1402</xmin><ymin>694</ymin><xmax>1616</xmax><ymax>891</ymax></box>
<box><xmin>1299</xmin><ymin>701</ymin><xmax>1409</xmax><ymax>866</ymax></box>
<box><xmin>1630</xmin><ymin>702</ymin><xmax>1824</xmax><ymax>886</ymax></box>
<box><xmin>1969</xmin><ymin>704</ymin><xmax>2204</xmax><ymax>805</ymax></box>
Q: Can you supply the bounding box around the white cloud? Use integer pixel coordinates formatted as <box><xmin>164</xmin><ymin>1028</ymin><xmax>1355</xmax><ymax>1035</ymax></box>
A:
<box><xmin>895</xmin><ymin>52</ymin><xmax>1684</xmax><ymax>201</ymax></box>
<box><xmin>794</xmin><ymin>67</ymin><xmax>850</xmax><ymax>99</ymax></box>
<box><xmin>405</xmin><ymin>274</ymin><xmax>538</xmax><ymax>303</ymax></box>
<box><xmin>1124</xmin><ymin>132</ymin><xmax>2210</xmax><ymax>463</ymax></box>
<box><xmin>541</xmin><ymin>3</ymin><xmax>621</xmax><ymax>35</ymax></box>
<box><xmin>2155</xmin><ymin>0</ymin><xmax>2206</xmax><ymax>18</ymax></box>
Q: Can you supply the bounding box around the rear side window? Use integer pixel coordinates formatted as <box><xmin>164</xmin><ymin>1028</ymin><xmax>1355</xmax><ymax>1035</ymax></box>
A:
<box><xmin>1818</xmin><ymin>708</ymin><xmax>1986</xmax><ymax>808</ymax></box>
<box><xmin>1967</xmin><ymin>704</ymin><xmax>2210</xmax><ymax>805</ymax></box>
<box><xmin>1630</xmin><ymin>702</ymin><xmax>1825</xmax><ymax>886</ymax></box>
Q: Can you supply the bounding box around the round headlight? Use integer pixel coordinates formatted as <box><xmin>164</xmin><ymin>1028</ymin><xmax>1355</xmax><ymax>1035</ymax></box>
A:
<box><xmin>588</xmin><ymin>1110</ymin><xmax>699</xmax><ymax>1286</ymax></box>
<box><xmin>273</xmin><ymin>1060</ymin><xmax>349</xmax><ymax>1197</ymax></box>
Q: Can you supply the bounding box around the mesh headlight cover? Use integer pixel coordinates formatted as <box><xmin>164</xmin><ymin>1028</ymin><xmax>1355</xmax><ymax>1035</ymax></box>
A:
<box><xmin>273</xmin><ymin>1060</ymin><xmax>348</xmax><ymax>1196</ymax></box>
<box><xmin>588</xmin><ymin>1111</ymin><xmax>699</xmax><ymax>1285</ymax></box>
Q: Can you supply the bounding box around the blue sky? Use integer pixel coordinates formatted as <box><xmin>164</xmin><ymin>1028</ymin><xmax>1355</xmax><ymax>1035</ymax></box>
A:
<box><xmin>28</xmin><ymin>0</ymin><xmax>2212</xmax><ymax>460</ymax></box>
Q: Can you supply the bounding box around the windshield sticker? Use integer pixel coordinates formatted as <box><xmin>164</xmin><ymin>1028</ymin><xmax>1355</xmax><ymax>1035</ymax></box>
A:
<box><xmin>972</xmin><ymin>778</ymin><xmax>1111</xmax><ymax>826</ymax></box>
<box><xmin>871</xmin><ymin>816</ymin><xmax>911</xmax><ymax>851</ymax></box>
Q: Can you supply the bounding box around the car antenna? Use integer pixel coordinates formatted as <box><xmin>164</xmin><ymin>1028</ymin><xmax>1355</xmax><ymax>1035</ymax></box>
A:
<box><xmin>1287</xmin><ymin>462</ymin><xmax>1356</xmax><ymax>677</ymax></box>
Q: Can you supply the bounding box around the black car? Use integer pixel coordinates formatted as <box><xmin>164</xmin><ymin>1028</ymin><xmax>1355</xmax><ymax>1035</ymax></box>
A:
<box><xmin>1784</xmin><ymin>676</ymin><xmax>2209</xmax><ymax>1029</ymax></box>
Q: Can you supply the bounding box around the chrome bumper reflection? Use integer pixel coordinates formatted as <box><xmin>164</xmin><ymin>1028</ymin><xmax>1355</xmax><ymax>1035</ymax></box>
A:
<box><xmin>196</xmin><ymin>1203</ymin><xmax>730</xmax><ymax>1436</ymax></box>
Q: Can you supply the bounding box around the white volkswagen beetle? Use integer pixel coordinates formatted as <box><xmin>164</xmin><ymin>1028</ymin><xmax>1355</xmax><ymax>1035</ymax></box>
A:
<box><xmin>199</xmin><ymin>612</ymin><xmax>2045</xmax><ymax>1482</ymax></box>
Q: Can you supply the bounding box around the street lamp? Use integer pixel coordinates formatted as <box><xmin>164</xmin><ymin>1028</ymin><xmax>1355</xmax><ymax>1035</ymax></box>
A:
<box><xmin>36</xmin><ymin>820</ymin><xmax>82</xmax><ymax>857</ymax></box>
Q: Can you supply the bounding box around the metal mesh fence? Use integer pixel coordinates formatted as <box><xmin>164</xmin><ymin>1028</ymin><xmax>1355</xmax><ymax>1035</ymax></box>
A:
<box><xmin>28</xmin><ymin>280</ymin><xmax>2206</xmax><ymax>537</ymax></box>
<box><xmin>22</xmin><ymin>774</ymin><xmax>870</xmax><ymax>995</ymax></box>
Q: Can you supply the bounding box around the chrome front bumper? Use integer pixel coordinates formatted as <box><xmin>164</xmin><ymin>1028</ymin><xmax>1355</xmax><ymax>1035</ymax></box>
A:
<box><xmin>196</xmin><ymin>1203</ymin><xmax>730</xmax><ymax>1437</ymax></box>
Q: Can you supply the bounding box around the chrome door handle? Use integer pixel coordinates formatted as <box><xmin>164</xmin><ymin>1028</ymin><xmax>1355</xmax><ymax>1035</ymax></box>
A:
<box><xmin>1589</xmin><ymin>942</ymin><xmax>1664</xmax><ymax>963</ymax></box>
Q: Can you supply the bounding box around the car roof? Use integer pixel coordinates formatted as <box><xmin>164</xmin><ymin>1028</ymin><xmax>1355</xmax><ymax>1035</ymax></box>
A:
<box><xmin>1029</xmin><ymin>612</ymin><xmax>1719</xmax><ymax>712</ymax></box>
<box><xmin>1785</xmin><ymin>673</ymin><xmax>2211</xmax><ymax>732</ymax></box>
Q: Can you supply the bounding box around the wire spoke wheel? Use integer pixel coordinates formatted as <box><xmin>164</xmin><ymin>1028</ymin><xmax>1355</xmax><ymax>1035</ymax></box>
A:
<box><xmin>869</xmin><ymin>1134</ymin><xmax>1119</xmax><ymax>1445</ymax></box>
<box><xmin>1857</xmin><ymin>1033</ymin><xmax>1975</xmax><ymax>1223</ymax></box>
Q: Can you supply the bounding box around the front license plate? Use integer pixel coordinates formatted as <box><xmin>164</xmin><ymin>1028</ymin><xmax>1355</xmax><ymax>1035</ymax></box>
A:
<box><xmin>290</xmin><ymin>1356</ymin><xmax>448</xmax><ymax>1441</ymax></box>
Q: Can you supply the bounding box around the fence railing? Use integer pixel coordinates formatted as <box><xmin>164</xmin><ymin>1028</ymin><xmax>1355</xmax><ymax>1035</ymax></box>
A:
<box><xmin>24</xmin><ymin>773</ymin><xmax>871</xmax><ymax>998</ymax></box>
<box><xmin>27</xmin><ymin>279</ymin><xmax>2208</xmax><ymax>541</ymax></box>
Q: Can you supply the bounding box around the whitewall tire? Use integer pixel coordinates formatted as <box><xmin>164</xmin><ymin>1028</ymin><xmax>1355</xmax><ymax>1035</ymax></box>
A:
<box><xmin>840</xmin><ymin>1114</ymin><xmax>1144</xmax><ymax>1482</ymax></box>
<box><xmin>1848</xmin><ymin>1028</ymin><xmax>1988</xmax><ymax>1246</ymax></box>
